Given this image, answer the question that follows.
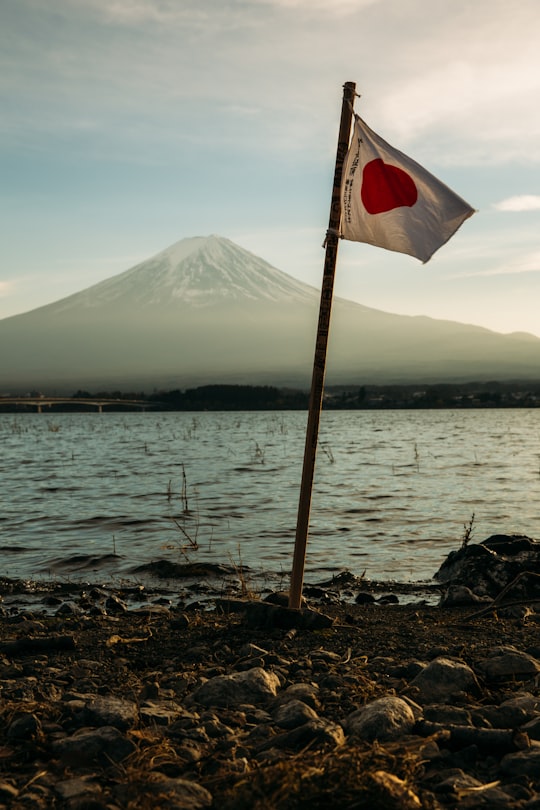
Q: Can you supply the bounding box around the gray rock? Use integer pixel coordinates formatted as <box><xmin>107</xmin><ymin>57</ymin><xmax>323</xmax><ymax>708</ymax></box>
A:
<box><xmin>267</xmin><ymin>718</ymin><xmax>345</xmax><ymax>750</ymax></box>
<box><xmin>502</xmin><ymin>693</ymin><xmax>540</xmax><ymax>717</ymax></box>
<box><xmin>475</xmin><ymin>698</ymin><xmax>536</xmax><ymax>730</ymax></box>
<box><xmin>424</xmin><ymin>705</ymin><xmax>474</xmax><ymax>726</ymax></box>
<box><xmin>345</xmin><ymin>696</ymin><xmax>416</xmax><ymax>742</ymax></box>
<box><xmin>55</xmin><ymin>601</ymin><xmax>81</xmax><ymax>616</ymax></box>
<box><xmin>139</xmin><ymin>701</ymin><xmax>181</xmax><ymax>726</ymax></box>
<box><xmin>501</xmin><ymin>745</ymin><xmax>540</xmax><ymax>778</ymax></box>
<box><xmin>6</xmin><ymin>712</ymin><xmax>42</xmax><ymax>740</ymax></box>
<box><xmin>405</xmin><ymin>657</ymin><xmax>480</xmax><ymax>704</ymax></box>
<box><xmin>273</xmin><ymin>699</ymin><xmax>319</xmax><ymax>729</ymax></box>
<box><xmin>84</xmin><ymin>695</ymin><xmax>139</xmax><ymax>730</ymax></box>
<box><xmin>433</xmin><ymin>769</ymin><xmax>484</xmax><ymax>793</ymax></box>
<box><xmin>52</xmin><ymin>726</ymin><xmax>136</xmax><ymax>766</ymax></box>
<box><xmin>439</xmin><ymin>585</ymin><xmax>492</xmax><ymax>607</ymax></box>
<box><xmin>54</xmin><ymin>776</ymin><xmax>102</xmax><ymax>800</ymax></box>
<box><xmin>521</xmin><ymin>716</ymin><xmax>540</xmax><ymax>740</ymax></box>
<box><xmin>105</xmin><ymin>594</ymin><xmax>128</xmax><ymax>614</ymax></box>
<box><xmin>273</xmin><ymin>681</ymin><xmax>320</xmax><ymax>709</ymax></box>
<box><xmin>434</xmin><ymin>534</ymin><xmax>540</xmax><ymax>598</ymax></box>
<box><xmin>193</xmin><ymin>667</ymin><xmax>280</xmax><ymax>707</ymax></box>
<box><xmin>201</xmin><ymin>715</ymin><xmax>235</xmax><ymax>738</ymax></box>
<box><xmin>475</xmin><ymin>646</ymin><xmax>540</xmax><ymax>682</ymax></box>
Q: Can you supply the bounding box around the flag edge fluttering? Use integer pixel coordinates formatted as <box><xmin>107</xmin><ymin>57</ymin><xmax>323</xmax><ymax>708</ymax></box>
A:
<box><xmin>340</xmin><ymin>114</ymin><xmax>476</xmax><ymax>264</ymax></box>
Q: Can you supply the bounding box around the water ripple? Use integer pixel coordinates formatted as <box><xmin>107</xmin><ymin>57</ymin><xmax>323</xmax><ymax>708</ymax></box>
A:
<box><xmin>2</xmin><ymin>409</ymin><xmax>540</xmax><ymax>584</ymax></box>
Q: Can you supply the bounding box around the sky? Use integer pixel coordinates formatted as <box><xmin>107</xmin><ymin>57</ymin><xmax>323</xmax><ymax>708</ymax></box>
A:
<box><xmin>1</xmin><ymin>0</ymin><xmax>540</xmax><ymax>337</ymax></box>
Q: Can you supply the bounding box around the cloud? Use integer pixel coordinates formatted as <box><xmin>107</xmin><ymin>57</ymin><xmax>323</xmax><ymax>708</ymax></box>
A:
<box><xmin>0</xmin><ymin>282</ymin><xmax>14</xmax><ymax>298</ymax></box>
<box><xmin>457</xmin><ymin>251</ymin><xmax>540</xmax><ymax>278</ymax></box>
<box><xmin>4</xmin><ymin>0</ymin><xmax>540</xmax><ymax>169</ymax></box>
<box><xmin>494</xmin><ymin>196</ymin><xmax>540</xmax><ymax>212</ymax></box>
<box><xmin>253</xmin><ymin>0</ymin><xmax>378</xmax><ymax>11</ymax></box>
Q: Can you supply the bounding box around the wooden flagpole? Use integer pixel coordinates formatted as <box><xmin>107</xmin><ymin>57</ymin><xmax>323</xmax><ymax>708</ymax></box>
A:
<box><xmin>288</xmin><ymin>81</ymin><xmax>356</xmax><ymax>610</ymax></box>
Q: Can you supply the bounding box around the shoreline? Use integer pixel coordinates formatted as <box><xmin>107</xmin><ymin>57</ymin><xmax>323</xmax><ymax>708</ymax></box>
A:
<box><xmin>1</xmin><ymin>569</ymin><xmax>540</xmax><ymax>808</ymax></box>
<box><xmin>0</xmin><ymin>566</ymin><xmax>445</xmax><ymax>618</ymax></box>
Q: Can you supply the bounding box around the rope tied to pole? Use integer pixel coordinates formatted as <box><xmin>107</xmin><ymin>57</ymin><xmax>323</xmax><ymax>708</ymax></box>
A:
<box><xmin>322</xmin><ymin>227</ymin><xmax>342</xmax><ymax>248</ymax></box>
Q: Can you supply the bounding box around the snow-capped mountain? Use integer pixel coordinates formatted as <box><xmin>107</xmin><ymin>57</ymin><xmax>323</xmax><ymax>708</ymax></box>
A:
<box><xmin>2</xmin><ymin>234</ymin><xmax>540</xmax><ymax>393</ymax></box>
<box><xmin>44</xmin><ymin>235</ymin><xmax>323</xmax><ymax>313</ymax></box>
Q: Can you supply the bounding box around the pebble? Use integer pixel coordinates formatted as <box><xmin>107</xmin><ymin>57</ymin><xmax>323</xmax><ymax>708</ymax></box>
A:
<box><xmin>192</xmin><ymin>666</ymin><xmax>281</xmax><ymax>707</ymax></box>
<box><xmin>345</xmin><ymin>696</ymin><xmax>416</xmax><ymax>742</ymax></box>
<box><xmin>2</xmin><ymin>578</ymin><xmax>540</xmax><ymax>809</ymax></box>
<box><xmin>405</xmin><ymin>656</ymin><xmax>481</xmax><ymax>703</ymax></box>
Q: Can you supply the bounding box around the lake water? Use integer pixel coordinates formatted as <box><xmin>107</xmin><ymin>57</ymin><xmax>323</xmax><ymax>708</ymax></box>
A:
<box><xmin>2</xmin><ymin>409</ymin><xmax>540</xmax><ymax>590</ymax></box>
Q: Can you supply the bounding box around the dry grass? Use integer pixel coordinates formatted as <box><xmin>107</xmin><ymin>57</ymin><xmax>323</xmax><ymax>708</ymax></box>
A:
<box><xmin>214</xmin><ymin>740</ymin><xmax>430</xmax><ymax>810</ymax></box>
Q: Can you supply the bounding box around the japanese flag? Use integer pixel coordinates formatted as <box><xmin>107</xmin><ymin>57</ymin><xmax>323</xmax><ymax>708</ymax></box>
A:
<box><xmin>340</xmin><ymin>115</ymin><xmax>475</xmax><ymax>263</ymax></box>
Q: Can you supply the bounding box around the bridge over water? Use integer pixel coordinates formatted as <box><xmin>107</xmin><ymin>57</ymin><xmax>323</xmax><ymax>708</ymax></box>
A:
<box><xmin>0</xmin><ymin>397</ymin><xmax>154</xmax><ymax>413</ymax></box>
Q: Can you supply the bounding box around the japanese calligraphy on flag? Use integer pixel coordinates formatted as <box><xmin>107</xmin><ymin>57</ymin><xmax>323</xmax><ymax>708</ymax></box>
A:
<box><xmin>340</xmin><ymin>115</ymin><xmax>475</xmax><ymax>263</ymax></box>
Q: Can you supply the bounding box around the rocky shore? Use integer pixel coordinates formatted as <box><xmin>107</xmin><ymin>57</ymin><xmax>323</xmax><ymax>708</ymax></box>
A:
<box><xmin>0</xmin><ymin>555</ymin><xmax>540</xmax><ymax>810</ymax></box>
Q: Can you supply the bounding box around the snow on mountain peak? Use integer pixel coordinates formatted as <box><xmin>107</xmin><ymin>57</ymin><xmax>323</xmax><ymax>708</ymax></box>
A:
<box><xmin>146</xmin><ymin>234</ymin><xmax>319</xmax><ymax>306</ymax></box>
<box><xmin>53</xmin><ymin>235</ymin><xmax>321</xmax><ymax>312</ymax></box>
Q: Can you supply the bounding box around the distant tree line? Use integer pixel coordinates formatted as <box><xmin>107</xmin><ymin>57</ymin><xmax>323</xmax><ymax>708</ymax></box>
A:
<box><xmin>150</xmin><ymin>385</ymin><xmax>308</xmax><ymax>410</ymax></box>
<box><xmin>3</xmin><ymin>381</ymin><xmax>540</xmax><ymax>411</ymax></box>
<box><xmin>68</xmin><ymin>385</ymin><xmax>307</xmax><ymax>411</ymax></box>
<box><xmin>323</xmin><ymin>381</ymin><xmax>540</xmax><ymax>409</ymax></box>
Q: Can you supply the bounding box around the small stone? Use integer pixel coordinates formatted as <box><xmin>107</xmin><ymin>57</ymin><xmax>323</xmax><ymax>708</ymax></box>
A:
<box><xmin>405</xmin><ymin>657</ymin><xmax>480</xmax><ymax>704</ymax></box>
<box><xmin>56</xmin><ymin>602</ymin><xmax>81</xmax><ymax>616</ymax></box>
<box><xmin>345</xmin><ymin>696</ymin><xmax>416</xmax><ymax>742</ymax></box>
<box><xmin>269</xmin><ymin>718</ymin><xmax>345</xmax><ymax>751</ymax></box>
<box><xmin>139</xmin><ymin>702</ymin><xmax>180</xmax><ymax>726</ymax></box>
<box><xmin>105</xmin><ymin>594</ymin><xmax>128</xmax><ymax>614</ymax></box>
<box><xmin>502</xmin><ymin>693</ymin><xmax>540</xmax><ymax>716</ymax></box>
<box><xmin>424</xmin><ymin>705</ymin><xmax>473</xmax><ymax>726</ymax></box>
<box><xmin>439</xmin><ymin>585</ymin><xmax>492</xmax><ymax>607</ymax></box>
<box><xmin>84</xmin><ymin>695</ymin><xmax>138</xmax><ymax>730</ymax></box>
<box><xmin>476</xmin><ymin>702</ymin><xmax>532</xmax><ymax>729</ymax></box>
<box><xmin>193</xmin><ymin>667</ymin><xmax>280</xmax><ymax>708</ymax></box>
<box><xmin>52</xmin><ymin>726</ymin><xmax>136</xmax><ymax>766</ymax></box>
<box><xmin>434</xmin><ymin>769</ymin><xmax>484</xmax><ymax>794</ymax></box>
<box><xmin>355</xmin><ymin>591</ymin><xmax>376</xmax><ymax>604</ymax></box>
<box><xmin>476</xmin><ymin>646</ymin><xmax>540</xmax><ymax>682</ymax></box>
<box><xmin>55</xmin><ymin>776</ymin><xmax>102</xmax><ymax>800</ymax></box>
<box><xmin>274</xmin><ymin>682</ymin><xmax>320</xmax><ymax>709</ymax></box>
<box><xmin>273</xmin><ymin>699</ymin><xmax>319</xmax><ymax>729</ymax></box>
<box><xmin>377</xmin><ymin>594</ymin><xmax>399</xmax><ymax>604</ymax></box>
<box><xmin>6</xmin><ymin>712</ymin><xmax>42</xmax><ymax>740</ymax></box>
<box><xmin>501</xmin><ymin>746</ymin><xmax>540</xmax><ymax>778</ymax></box>
<box><xmin>202</xmin><ymin>715</ymin><xmax>235</xmax><ymax>738</ymax></box>
<box><xmin>520</xmin><ymin>716</ymin><xmax>540</xmax><ymax>741</ymax></box>
<box><xmin>264</xmin><ymin>591</ymin><xmax>303</xmax><ymax>607</ymax></box>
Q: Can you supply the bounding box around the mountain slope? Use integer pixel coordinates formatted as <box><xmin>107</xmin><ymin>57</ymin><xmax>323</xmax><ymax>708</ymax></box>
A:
<box><xmin>24</xmin><ymin>235</ymin><xmax>323</xmax><ymax>315</ymax></box>
<box><xmin>1</xmin><ymin>235</ymin><xmax>540</xmax><ymax>393</ymax></box>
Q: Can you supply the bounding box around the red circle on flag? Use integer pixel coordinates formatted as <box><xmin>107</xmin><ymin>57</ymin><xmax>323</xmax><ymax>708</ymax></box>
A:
<box><xmin>361</xmin><ymin>158</ymin><xmax>418</xmax><ymax>214</ymax></box>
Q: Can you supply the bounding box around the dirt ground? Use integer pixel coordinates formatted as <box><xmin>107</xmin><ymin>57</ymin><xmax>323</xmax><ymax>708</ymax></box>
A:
<box><xmin>1</xmin><ymin>576</ymin><xmax>539</xmax><ymax>809</ymax></box>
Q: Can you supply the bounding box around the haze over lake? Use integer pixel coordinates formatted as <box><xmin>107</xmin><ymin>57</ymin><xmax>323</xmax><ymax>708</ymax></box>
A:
<box><xmin>2</xmin><ymin>409</ymin><xmax>539</xmax><ymax>590</ymax></box>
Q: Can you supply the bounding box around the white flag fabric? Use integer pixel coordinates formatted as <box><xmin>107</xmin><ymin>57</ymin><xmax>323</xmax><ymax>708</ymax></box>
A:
<box><xmin>340</xmin><ymin>115</ymin><xmax>475</xmax><ymax>263</ymax></box>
